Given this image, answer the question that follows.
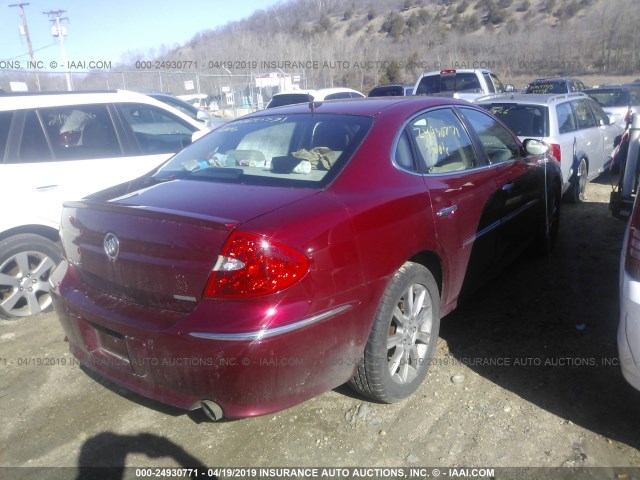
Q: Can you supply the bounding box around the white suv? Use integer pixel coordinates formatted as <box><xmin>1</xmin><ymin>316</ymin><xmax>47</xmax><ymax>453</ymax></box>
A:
<box><xmin>476</xmin><ymin>92</ymin><xmax>622</xmax><ymax>202</ymax></box>
<box><xmin>0</xmin><ymin>89</ymin><xmax>208</xmax><ymax>318</ymax></box>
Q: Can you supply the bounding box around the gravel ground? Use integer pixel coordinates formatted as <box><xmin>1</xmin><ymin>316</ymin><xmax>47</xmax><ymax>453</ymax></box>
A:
<box><xmin>1</xmin><ymin>175</ymin><xmax>640</xmax><ymax>479</ymax></box>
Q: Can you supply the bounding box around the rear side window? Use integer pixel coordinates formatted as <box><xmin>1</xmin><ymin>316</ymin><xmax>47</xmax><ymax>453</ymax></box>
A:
<box><xmin>39</xmin><ymin>104</ymin><xmax>121</xmax><ymax>161</ymax></box>
<box><xmin>119</xmin><ymin>103</ymin><xmax>196</xmax><ymax>154</ymax></box>
<box><xmin>0</xmin><ymin>111</ymin><xmax>13</xmax><ymax>160</ymax></box>
<box><xmin>556</xmin><ymin>103</ymin><xmax>577</xmax><ymax>134</ymax></box>
<box><xmin>410</xmin><ymin>108</ymin><xmax>480</xmax><ymax>173</ymax></box>
<box><xmin>461</xmin><ymin>107</ymin><xmax>520</xmax><ymax>164</ymax></box>
<box><xmin>573</xmin><ymin>100</ymin><xmax>597</xmax><ymax>129</ymax></box>
<box><xmin>324</xmin><ymin>92</ymin><xmax>352</xmax><ymax>100</ymax></box>
<box><xmin>19</xmin><ymin>110</ymin><xmax>52</xmax><ymax>162</ymax></box>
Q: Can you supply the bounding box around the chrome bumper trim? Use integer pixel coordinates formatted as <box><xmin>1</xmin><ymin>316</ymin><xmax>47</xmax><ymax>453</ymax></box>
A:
<box><xmin>189</xmin><ymin>304</ymin><xmax>352</xmax><ymax>341</ymax></box>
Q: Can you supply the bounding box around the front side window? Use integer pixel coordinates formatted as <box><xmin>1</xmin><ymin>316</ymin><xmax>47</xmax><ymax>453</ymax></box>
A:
<box><xmin>484</xmin><ymin>103</ymin><xmax>548</xmax><ymax>137</ymax></box>
<box><xmin>573</xmin><ymin>100</ymin><xmax>597</xmax><ymax>129</ymax></box>
<box><xmin>587</xmin><ymin>99</ymin><xmax>610</xmax><ymax>126</ymax></box>
<box><xmin>483</xmin><ymin>73</ymin><xmax>506</xmax><ymax>94</ymax></box>
<box><xmin>153</xmin><ymin>113</ymin><xmax>372</xmax><ymax>187</ymax></box>
<box><xmin>460</xmin><ymin>107</ymin><xmax>520</xmax><ymax>164</ymax></box>
<box><xmin>39</xmin><ymin>104</ymin><xmax>121</xmax><ymax>161</ymax></box>
<box><xmin>119</xmin><ymin>103</ymin><xmax>196</xmax><ymax>154</ymax></box>
<box><xmin>409</xmin><ymin>108</ymin><xmax>480</xmax><ymax>173</ymax></box>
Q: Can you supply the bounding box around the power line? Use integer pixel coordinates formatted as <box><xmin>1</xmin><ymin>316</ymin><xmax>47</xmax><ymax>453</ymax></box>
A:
<box><xmin>9</xmin><ymin>2</ymin><xmax>41</xmax><ymax>90</ymax></box>
<box><xmin>43</xmin><ymin>9</ymin><xmax>73</xmax><ymax>90</ymax></box>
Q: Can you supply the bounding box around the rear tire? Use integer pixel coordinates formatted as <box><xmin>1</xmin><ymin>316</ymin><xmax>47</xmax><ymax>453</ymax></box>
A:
<box><xmin>349</xmin><ymin>262</ymin><xmax>440</xmax><ymax>403</ymax></box>
<box><xmin>0</xmin><ymin>234</ymin><xmax>62</xmax><ymax>319</ymax></box>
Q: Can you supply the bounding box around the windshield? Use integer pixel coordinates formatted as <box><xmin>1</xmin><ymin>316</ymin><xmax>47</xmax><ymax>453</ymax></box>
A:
<box><xmin>416</xmin><ymin>72</ymin><xmax>483</xmax><ymax>95</ymax></box>
<box><xmin>525</xmin><ymin>81</ymin><xmax>568</xmax><ymax>94</ymax></box>
<box><xmin>482</xmin><ymin>103</ymin><xmax>549</xmax><ymax>137</ymax></box>
<box><xmin>153</xmin><ymin>114</ymin><xmax>373</xmax><ymax>187</ymax></box>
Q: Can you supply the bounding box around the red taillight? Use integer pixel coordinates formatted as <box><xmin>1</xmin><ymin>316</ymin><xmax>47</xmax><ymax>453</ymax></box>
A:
<box><xmin>204</xmin><ymin>231</ymin><xmax>310</xmax><ymax>298</ymax></box>
<box><xmin>626</xmin><ymin>204</ymin><xmax>640</xmax><ymax>280</ymax></box>
<box><xmin>440</xmin><ymin>69</ymin><xmax>456</xmax><ymax>76</ymax></box>
<box><xmin>549</xmin><ymin>143</ymin><xmax>561</xmax><ymax>163</ymax></box>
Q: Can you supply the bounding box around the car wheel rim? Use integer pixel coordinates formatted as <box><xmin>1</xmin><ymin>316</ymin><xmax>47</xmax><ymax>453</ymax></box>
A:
<box><xmin>386</xmin><ymin>283</ymin><xmax>433</xmax><ymax>384</ymax></box>
<box><xmin>577</xmin><ymin>159</ymin><xmax>587</xmax><ymax>200</ymax></box>
<box><xmin>0</xmin><ymin>251</ymin><xmax>56</xmax><ymax>317</ymax></box>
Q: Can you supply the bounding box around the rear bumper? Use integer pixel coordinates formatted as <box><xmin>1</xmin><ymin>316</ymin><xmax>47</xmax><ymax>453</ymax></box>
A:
<box><xmin>50</xmin><ymin>261</ymin><xmax>372</xmax><ymax>418</ymax></box>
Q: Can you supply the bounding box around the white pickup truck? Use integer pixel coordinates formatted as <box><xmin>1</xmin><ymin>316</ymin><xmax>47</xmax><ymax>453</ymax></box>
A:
<box><xmin>413</xmin><ymin>68</ymin><xmax>514</xmax><ymax>102</ymax></box>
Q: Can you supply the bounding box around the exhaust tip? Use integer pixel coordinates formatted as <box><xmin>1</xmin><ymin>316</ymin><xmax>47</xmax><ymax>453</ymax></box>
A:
<box><xmin>201</xmin><ymin>400</ymin><xmax>224</xmax><ymax>421</ymax></box>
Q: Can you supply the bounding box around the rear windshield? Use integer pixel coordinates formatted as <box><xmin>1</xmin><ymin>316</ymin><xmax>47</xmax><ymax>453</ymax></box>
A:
<box><xmin>585</xmin><ymin>89</ymin><xmax>638</xmax><ymax>108</ymax></box>
<box><xmin>368</xmin><ymin>86</ymin><xmax>404</xmax><ymax>97</ymax></box>
<box><xmin>267</xmin><ymin>94</ymin><xmax>312</xmax><ymax>109</ymax></box>
<box><xmin>416</xmin><ymin>72</ymin><xmax>484</xmax><ymax>95</ymax></box>
<box><xmin>481</xmin><ymin>103</ymin><xmax>549</xmax><ymax>137</ymax></box>
<box><xmin>525</xmin><ymin>81</ymin><xmax>567</xmax><ymax>94</ymax></box>
<box><xmin>153</xmin><ymin>114</ymin><xmax>373</xmax><ymax>187</ymax></box>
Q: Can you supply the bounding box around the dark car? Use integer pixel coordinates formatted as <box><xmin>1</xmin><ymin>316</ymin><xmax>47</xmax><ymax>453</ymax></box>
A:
<box><xmin>51</xmin><ymin>97</ymin><xmax>561</xmax><ymax>420</ymax></box>
<box><xmin>146</xmin><ymin>92</ymin><xmax>213</xmax><ymax>125</ymax></box>
<box><xmin>367</xmin><ymin>84</ymin><xmax>414</xmax><ymax>97</ymax></box>
<box><xmin>525</xmin><ymin>77</ymin><xmax>586</xmax><ymax>94</ymax></box>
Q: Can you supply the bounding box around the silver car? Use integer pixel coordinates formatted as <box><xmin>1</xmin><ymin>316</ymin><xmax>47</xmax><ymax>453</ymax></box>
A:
<box><xmin>476</xmin><ymin>92</ymin><xmax>622</xmax><ymax>202</ymax></box>
<box><xmin>583</xmin><ymin>85</ymin><xmax>640</xmax><ymax>127</ymax></box>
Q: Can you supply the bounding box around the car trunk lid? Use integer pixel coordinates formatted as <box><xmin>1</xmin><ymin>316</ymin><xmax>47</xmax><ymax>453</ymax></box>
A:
<box><xmin>60</xmin><ymin>179</ymin><xmax>317</xmax><ymax>312</ymax></box>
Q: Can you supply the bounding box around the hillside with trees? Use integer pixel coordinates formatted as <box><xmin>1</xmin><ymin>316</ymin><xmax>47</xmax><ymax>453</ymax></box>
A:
<box><xmin>16</xmin><ymin>0</ymin><xmax>640</xmax><ymax>94</ymax></box>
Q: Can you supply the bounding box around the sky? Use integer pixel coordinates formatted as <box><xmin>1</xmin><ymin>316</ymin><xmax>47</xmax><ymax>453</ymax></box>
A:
<box><xmin>2</xmin><ymin>0</ymin><xmax>286</xmax><ymax>68</ymax></box>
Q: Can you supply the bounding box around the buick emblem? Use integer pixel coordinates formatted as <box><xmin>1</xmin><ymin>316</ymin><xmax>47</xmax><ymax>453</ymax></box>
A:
<box><xmin>103</xmin><ymin>232</ymin><xmax>120</xmax><ymax>261</ymax></box>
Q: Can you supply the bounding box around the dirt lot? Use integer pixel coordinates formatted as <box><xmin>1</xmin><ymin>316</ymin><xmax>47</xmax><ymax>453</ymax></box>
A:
<box><xmin>2</xmin><ymin>175</ymin><xmax>640</xmax><ymax>478</ymax></box>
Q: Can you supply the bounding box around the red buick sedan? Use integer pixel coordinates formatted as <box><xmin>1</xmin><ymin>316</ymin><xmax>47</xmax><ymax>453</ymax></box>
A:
<box><xmin>51</xmin><ymin>97</ymin><xmax>561</xmax><ymax>420</ymax></box>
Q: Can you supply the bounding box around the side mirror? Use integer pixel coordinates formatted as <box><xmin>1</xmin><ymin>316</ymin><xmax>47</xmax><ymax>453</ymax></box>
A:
<box><xmin>197</xmin><ymin>110</ymin><xmax>210</xmax><ymax>122</ymax></box>
<box><xmin>523</xmin><ymin>138</ymin><xmax>549</xmax><ymax>156</ymax></box>
<box><xmin>505</xmin><ymin>84</ymin><xmax>515</xmax><ymax>93</ymax></box>
<box><xmin>605</xmin><ymin>114</ymin><xmax>614</xmax><ymax>126</ymax></box>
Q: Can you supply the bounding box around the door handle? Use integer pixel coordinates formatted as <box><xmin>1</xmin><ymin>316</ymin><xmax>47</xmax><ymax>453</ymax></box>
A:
<box><xmin>437</xmin><ymin>205</ymin><xmax>457</xmax><ymax>217</ymax></box>
<box><xmin>36</xmin><ymin>185</ymin><xmax>59</xmax><ymax>191</ymax></box>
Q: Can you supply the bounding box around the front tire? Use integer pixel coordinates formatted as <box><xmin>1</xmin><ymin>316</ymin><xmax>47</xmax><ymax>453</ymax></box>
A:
<box><xmin>349</xmin><ymin>262</ymin><xmax>441</xmax><ymax>403</ymax></box>
<box><xmin>0</xmin><ymin>234</ymin><xmax>62</xmax><ymax>319</ymax></box>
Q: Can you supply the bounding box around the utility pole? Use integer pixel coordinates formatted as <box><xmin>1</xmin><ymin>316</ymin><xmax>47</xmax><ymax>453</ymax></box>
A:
<box><xmin>9</xmin><ymin>2</ymin><xmax>41</xmax><ymax>91</ymax></box>
<box><xmin>43</xmin><ymin>9</ymin><xmax>73</xmax><ymax>91</ymax></box>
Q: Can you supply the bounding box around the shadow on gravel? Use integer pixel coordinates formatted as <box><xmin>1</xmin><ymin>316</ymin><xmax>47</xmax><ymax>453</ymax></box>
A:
<box><xmin>76</xmin><ymin>432</ymin><xmax>207</xmax><ymax>479</ymax></box>
<box><xmin>438</xmin><ymin>192</ymin><xmax>640</xmax><ymax>450</ymax></box>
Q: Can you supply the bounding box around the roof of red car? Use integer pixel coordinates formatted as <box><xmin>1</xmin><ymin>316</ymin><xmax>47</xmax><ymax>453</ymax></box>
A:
<box><xmin>250</xmin><ymin>96</ymin><xmax>473</xmax><ymax>118</ymax></box>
